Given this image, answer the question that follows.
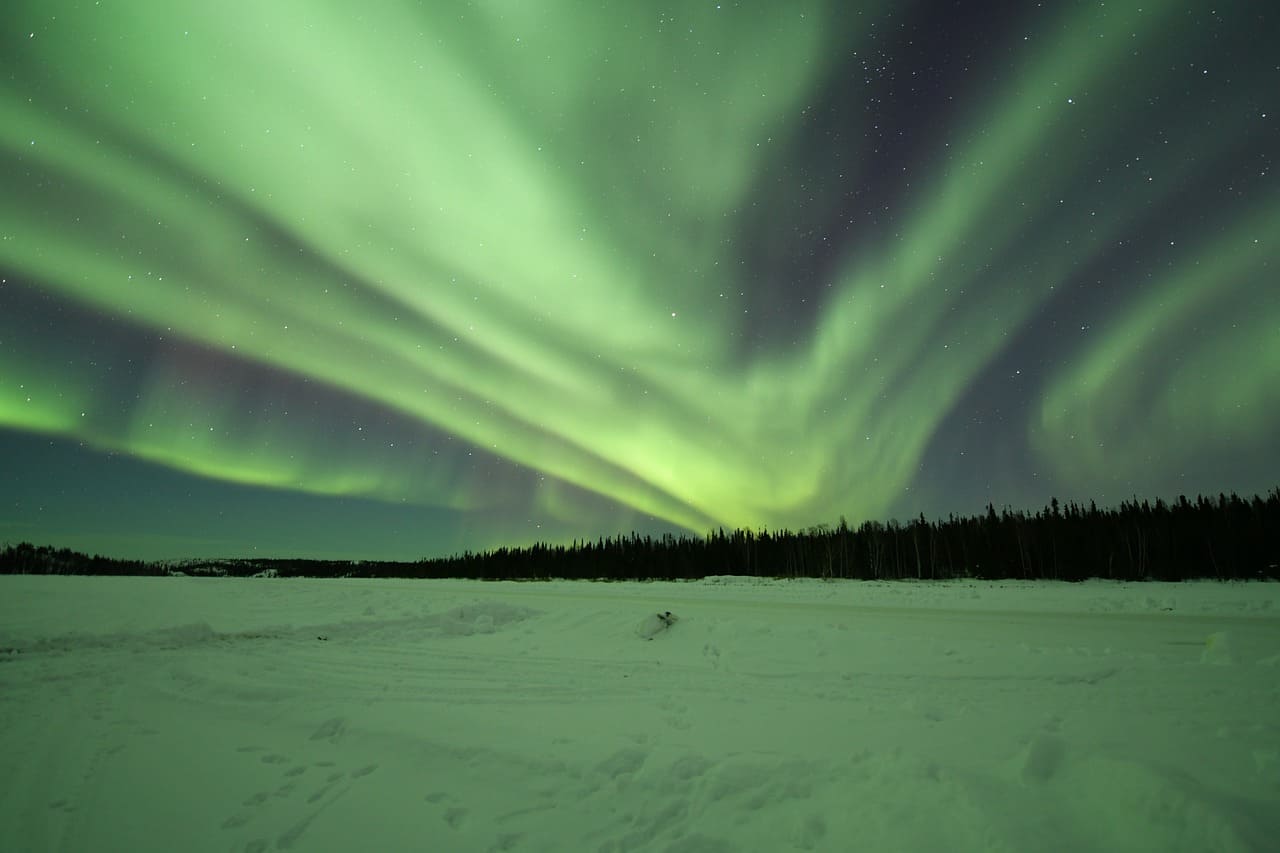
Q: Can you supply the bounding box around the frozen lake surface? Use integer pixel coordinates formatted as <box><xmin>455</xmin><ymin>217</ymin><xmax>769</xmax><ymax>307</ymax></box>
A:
<box><xmin>1</xmin><ymin>575</ymin><xmax>1278</xmax><ymax>852</ymax></box>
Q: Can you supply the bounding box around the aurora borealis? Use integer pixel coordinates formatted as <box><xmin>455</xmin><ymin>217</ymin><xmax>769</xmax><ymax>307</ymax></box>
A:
<box><xmin>1</xmin><ymin>2</ymin><xmax>1276</xmax><ymax>560</ymax></box>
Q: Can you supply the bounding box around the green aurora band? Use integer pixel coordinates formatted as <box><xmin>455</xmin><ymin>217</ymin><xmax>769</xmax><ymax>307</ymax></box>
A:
<box><xmin>1</xmin><ymin>1</ymin><xmax>1277</xmax><ymax>557</ymax></box>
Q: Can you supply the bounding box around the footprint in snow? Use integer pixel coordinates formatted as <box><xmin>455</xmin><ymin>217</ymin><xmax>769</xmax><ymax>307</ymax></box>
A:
<box><xmin>309</xmin><ymin>716</ymin><xmax>347</xmax><ymax>744</ymax></box>
<box><xmin>221</xmin><ymin>739</ymin><xmax>378</xmax><ymax>843</ymax></box>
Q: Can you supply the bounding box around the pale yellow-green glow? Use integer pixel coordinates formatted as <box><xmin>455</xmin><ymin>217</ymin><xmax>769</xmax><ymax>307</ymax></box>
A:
<box><xmin>2</xmin><ymin>0</ymin><xmax>1275</xmax><ymax>548</ymax></box>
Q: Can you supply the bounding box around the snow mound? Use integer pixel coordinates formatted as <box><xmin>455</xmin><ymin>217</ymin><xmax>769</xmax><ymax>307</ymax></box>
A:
<box><xmin>636</xmin><ymin>611</ymin><xmax>678</xmax><ymax>640</ymax></box>
<box><xmin>20</xmin><ymin>621</ymin><xmax>226</xmax><ymax>654</ymax></box>
<box><xmin>4</xmin><ymin>601</ymin><xmax>539</xmax><ymax>654</ymax></box>
<box><xmin>433</xmin><ymin>602</ymin><xmax>538</xmax><ymax>637</ymax></box>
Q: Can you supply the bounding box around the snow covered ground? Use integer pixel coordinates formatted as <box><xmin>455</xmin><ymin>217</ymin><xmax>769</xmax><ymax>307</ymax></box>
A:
<box><xmin>1</xmin><ymin>575</ymin><xmax>1278</xmax><ymax>852</ymax></box>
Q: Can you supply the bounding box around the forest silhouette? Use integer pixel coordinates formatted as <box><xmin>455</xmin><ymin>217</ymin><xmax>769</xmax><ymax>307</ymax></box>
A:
<box><xmin>3</xmin><ymin>489</ymin><xmax>1277</xmax><ymax>582</ymax></box>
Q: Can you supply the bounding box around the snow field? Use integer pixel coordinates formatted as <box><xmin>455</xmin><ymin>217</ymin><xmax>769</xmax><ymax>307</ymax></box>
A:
<box><xmin>1</xmin><ymin>576</ymin><xmax>1278</xmax><ymax>852</ymax></box>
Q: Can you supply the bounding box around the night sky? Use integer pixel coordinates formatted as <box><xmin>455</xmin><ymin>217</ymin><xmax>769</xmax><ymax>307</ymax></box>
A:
<box><xmin>2</xmin><ymin>1</ymin><xmax>1277</xmax><ymax>561</ymax></box>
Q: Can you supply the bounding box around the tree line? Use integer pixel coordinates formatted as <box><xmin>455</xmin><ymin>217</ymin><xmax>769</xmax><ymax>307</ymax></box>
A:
<box><xmin>2</xmin><ymin>488</ymin><xmax>1277</xmax><ymax>581</ymax></box>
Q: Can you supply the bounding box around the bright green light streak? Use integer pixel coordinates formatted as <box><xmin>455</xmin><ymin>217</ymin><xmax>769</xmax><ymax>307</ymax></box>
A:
<box><xmin>1</xmin><ymin>0</ymin><xmax>1271</xmax><ymax>537</ymax></box>
<box><xmin>1036</xmin><ymin>202</ymin><xmax>1280</xmax><ymax>485</ymax></box>
<box><xmin>2</xmin><ymin>0</ymin><xmax>837</xmax><ymax>533</ymax></box>
<box><xmin>749</xmin><ymin>0</ymin><xmax>1190</xmax><ymax>525</ymax></box>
